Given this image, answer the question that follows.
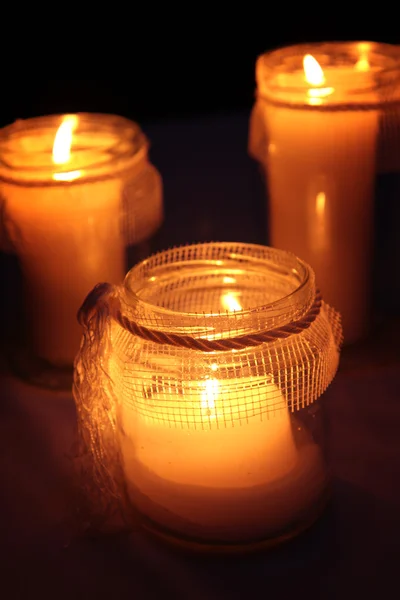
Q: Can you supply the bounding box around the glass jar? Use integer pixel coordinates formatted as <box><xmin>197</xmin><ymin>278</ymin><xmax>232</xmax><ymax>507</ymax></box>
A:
<box><xmin>74</xmin><ymin>242</ymin><xmax>342</xmax><ymax>551</ymax></box>
<box><xmin>0</xmin><ymin>113</ymin><xmax>163</xmax><ymax>389</ymax></box>
<box><xmin>249</xmin><ymin>42</ymin><xmax>400</xmax><ymax>344</ymax></box>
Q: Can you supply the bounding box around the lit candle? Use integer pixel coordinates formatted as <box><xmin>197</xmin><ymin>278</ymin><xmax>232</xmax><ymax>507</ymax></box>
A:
<box><xmin>0</xmin><ymin>114</ymin><xmax>160</xmax><ymax>369</ymax></box>
<box><xmin>255</xmin><ymin>43</ymin><xmax>383</xmax><ymax>344</ymax></box>
<box><xmin>74</xmin><ymin>242</ymin><xmax>342</xmax><ymax>546</ymax></box>
<box><xmin>118</xmin><ymin>292</ymin><xmax>327</xmax><ymax>542</ymax></box>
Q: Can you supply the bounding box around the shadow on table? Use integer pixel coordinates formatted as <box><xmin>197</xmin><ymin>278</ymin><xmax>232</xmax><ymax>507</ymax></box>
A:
<box><xmin>126</xmin><ymin>477</ymin><xmax>400</xmax><ymax>597</ymax></box>
<box><xmin>3</xmin><ymin>479</ymin><xmax>396</xmax><ymax>599</ymax></box>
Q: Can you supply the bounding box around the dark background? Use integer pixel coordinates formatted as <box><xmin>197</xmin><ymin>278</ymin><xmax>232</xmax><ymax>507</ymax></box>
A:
<box><xmin>1</xmin><ymin>29</ymin><xmax>398</xmax><ymax>127</ymax></box>
<box><xmin>1</xmin><ymin>28</ymin><xmax>400</xmax><ymax>598</ymax></box>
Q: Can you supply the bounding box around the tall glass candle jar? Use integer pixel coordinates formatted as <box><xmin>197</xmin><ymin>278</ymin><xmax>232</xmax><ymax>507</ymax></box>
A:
<box><xmin>0</xmin><ymin>113</ymin><xmax>163</xmax><ymax>389</ymax></box>
<box><xmin>249</xmin><ymin>42</ymin><xmax>400</xmax><ymax>344</ymax></box>
<box><xmin>74</xmin><ymin>242</ymin><xmax>342</xmax><ymax>551</ymax></box>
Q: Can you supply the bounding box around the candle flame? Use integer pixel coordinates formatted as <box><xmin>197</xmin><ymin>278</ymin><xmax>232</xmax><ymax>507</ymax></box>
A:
<box><xmin>52</xmin><ymin>115</ymin><xmax>80</xmax><ymax>182</ymax></box>
<box><xmin>53</xmin><ymin>115</ymin><xmax>78</xmax><ymax>164</ymax></box>
<box><xmin>355</xmin><ymin>54</ymin><xmax>370</xmax><ymax>72</ymax></box>
<box><xmin>201</xmin><ymin>378</ymin><xmax>219</xmax><ymax>417</ymax></box>
<box><xmin>303</xmin><ymin>54</ymin><xmax>334</xmax><ymax>104</ymax></box>
<box><xmin>303</xmin><ymin>54</ymin><xmax>325</xmax><ymax>86</ymax></box>
<box><xmin>355</xmin><ymin>43</ymin><xmax>371</xmax><ymax>72</ymax></box>
<box><xmin>221</xmin><ymin>291</ymin><xmax>242</xmax><ymax>312</ymax></box>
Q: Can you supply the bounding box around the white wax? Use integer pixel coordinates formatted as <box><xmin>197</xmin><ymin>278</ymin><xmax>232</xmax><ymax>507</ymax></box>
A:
<box><xmin>119</xmin><ymin>375</ymin><xmax>327</xmax><ymax>540</ymax></box>
<box><xmin>262</xmin><ymin>66</ymin><xmax>379</xmax><ymax>343</ymax></box>
<box><xmin>3</xmin><ymin>177</ymin><xmax>125</xmax><ymax>365</ymax></box>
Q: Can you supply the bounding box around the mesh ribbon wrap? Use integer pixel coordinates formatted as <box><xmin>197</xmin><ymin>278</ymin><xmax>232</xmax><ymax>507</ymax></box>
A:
<box><xmin>73</xmin><ymin>243</ymin><xmax>342</xmax><ymax>533</ymax></box>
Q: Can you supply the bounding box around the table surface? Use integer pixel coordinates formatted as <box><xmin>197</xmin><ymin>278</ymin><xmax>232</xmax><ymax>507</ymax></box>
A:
<box><xmin>1</xmin><ymin>112</ymin><xmax>400</xmax><ymax>598</ymax></box>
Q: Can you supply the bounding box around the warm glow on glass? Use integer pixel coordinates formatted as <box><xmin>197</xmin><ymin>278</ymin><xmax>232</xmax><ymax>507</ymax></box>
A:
<box><xmin>223</xmin><ymin>276</ymin><xmax>236</xmax><ymax>284</ymax></box>
<box><xmin>316</xmin><ymin>191</ymin><xmax>326</xmax><ymax>216</ymax></box>
<box><xmin>52</xmin><ymin>115</ymin><xmax>81</xmax><ymax>181</ymax></box>
<box><xmin>313</xmin><ymin>191</ymin><xmax>329</xmax><ymax>252</ymax></box>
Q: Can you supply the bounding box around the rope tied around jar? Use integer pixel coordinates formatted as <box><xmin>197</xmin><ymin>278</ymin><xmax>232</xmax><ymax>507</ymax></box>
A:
<box><xmin>78</xmin><ymin>282</ymin><xmax>323</xmax><ymax>352</ymax></box>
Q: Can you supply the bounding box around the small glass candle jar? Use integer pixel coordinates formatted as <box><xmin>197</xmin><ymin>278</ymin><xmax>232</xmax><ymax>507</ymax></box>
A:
<box><xmin>0</xmin><ymin>113</ymin><xmax>163</xmax><ymax>389</ymax></box>
<box><xmin>74</xmin><ymin>242</ymin><xmax>342</xmax><ymax>551</ymax></box>
<box><xmin>249</xmin><ymin>41</ymin><xmax>400</xmax><ymax>344</ymax></box>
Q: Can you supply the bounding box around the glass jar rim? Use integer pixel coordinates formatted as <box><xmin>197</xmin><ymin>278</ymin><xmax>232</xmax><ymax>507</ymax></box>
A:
<box><xmin>256</xmin><ymin>41</ymin><xmax>400</xmax><ymax>108</ymax></box>
<box><xmin>0</xmin><ymin>113</ymin><xmax>148</xmax><ymax>186</ymax></box>
<box><xmin>122</xmin><ymin>242</ymin><xmax>316</xmax><ymax>337</ymax></box>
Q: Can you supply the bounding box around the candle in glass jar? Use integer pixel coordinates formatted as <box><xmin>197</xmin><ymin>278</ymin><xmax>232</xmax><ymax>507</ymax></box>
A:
<box><xmin>261</xmin><ymin>50</ymin><xmax>379</xmax><ymax>344</ymax></box>
<box><xmin>2</xmin><ymin>115</ymin><xmax>126</xmax><ymax>366</ymax></box>
<box><xmin>120</xmin><ymin>371</ymin><xmax>326</xmax><ymax>540</ymax></box>
<box><xmin>118</xmin><ymin>291</ymin><xmax>326</xmax><ymax>541</ymax></box>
